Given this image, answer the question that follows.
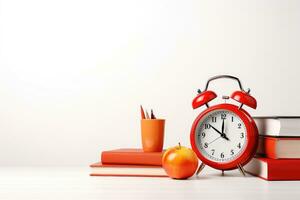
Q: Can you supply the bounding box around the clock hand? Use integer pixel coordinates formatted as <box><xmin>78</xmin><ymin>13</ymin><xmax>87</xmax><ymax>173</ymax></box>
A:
<box><xmin>222</xmin><ymin>119</ymin><xmax>225</xmax><ymax>134</ymax></box>
<box><xmin>209</xmin><ymin>124</ymin><xmax>222</xmax><ymax>135</ymax></box>
<box><xmin>220</xmin><ymin>119</ymin><xmax>230</xmax><ymax>141</ymax></box>
<box><xmin>223</xmin><ymin>134</ymin><xmax>230</xmax><ymax>141</ymax></box>
<box><xmin>208</xmin><ymin>136</ymin><xmax>221</xmax><ymax>145</ymax></box>
<box><xmin>209</xmin><ymin>124</ymin><xmax>229</xmax><ymax>141</ymax></box>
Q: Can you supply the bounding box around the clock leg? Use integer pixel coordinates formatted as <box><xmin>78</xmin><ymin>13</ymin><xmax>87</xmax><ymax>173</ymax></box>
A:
<box><xmin>237</xmin><ymin>164</ymin><xmax>246</xmax><ymax>176</ymax></box>
<box><xmin>221</xmin><ymin>170</ymin><xmax>224</xmax><ymax>176</ymax></box>
<box><xmin>196</xmin><ymin>162</ymin><xmax>205</xmax><ymax>175</ymax></box>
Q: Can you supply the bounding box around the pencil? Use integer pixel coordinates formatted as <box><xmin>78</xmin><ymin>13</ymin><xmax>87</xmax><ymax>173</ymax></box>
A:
<box><xmin>151</xmin><ymin>109</ymin><xmax>156</xmax><ymax>119</ymax></box>
<box><xmin>145</xmin><ymin>110</ymin><xmax>150</xmax><ymax>119</ymax></box>
<box><xmin>140</xmin><ymin>105</ymin><xmax>146</xmax><ymax>119</ymax></box>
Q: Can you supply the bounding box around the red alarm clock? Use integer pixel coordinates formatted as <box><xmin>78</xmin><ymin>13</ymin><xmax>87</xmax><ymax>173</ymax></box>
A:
<box><xmin>190</xmin><ymin>75</ymin><xmax>258</xmax><ymax>176</ymax></box>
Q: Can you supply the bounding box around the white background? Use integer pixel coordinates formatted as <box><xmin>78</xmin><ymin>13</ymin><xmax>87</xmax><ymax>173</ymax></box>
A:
<box><xmin>0</xmin><ymin>0</ymin><xmax>300</xmax><ymax>166</ymax></box>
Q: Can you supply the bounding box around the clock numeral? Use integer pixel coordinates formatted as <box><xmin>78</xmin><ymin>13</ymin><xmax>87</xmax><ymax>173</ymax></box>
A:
<box><xmin>211</xmin><ymin>149</ymin><xmax>215</xmax><ymax>155</ymax></box>
<box><xmin>238</xmin><ymin>123</ymin><xmax>242</xmax><ymax>129</ymax></box>
<box><xmin>231</xmin><ymin>116</ymin><xmax>234</xmax><ymax>122</ymax></box>
<box><xmin>201</xmin><ymin>132</ymin><xmax>205</xmax><ymax>138</ymax></box>
<box><xmin>240</xmin><ymin>132</ymin><xmax>244</xmax><ymax>138</ymax></box>
<box><xmin>221</xmin><ymin>113</ymin><xmax>227</xmax><ymax>120</ymax></box>
<box><xmin>204</xmin><ymin>124</ymin><xmax>210</xmax><ymax>129</ymax></box>
<box><xmin>220</xmin><ymin>152</ymin><xmax>224</xmax><ymax>158</ymax></box>
<box><xmin>211</xmin><ymin>117</ymin><xmax>217</xmax><ymax>123</ymax></box>
<box><xmin>231</xmin><ymin>149</ymin><xmax>234</xmax><ymax>155</ymax></box>
<box><xmin>237</xmin><ymin>143</ymin><xmax>241</xmax><ymax>149</ymax></box>
<box><xmin>204</xmin><ymin>142</ymin><xmax>208</xmax><ymax>148</ymax></box>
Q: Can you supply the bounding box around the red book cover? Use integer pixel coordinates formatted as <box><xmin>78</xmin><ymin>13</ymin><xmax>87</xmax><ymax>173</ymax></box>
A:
<box><xmin>101</xmin><ymin>149</ymin><xmax>164</xmax><ymax>166</ymax></box>
<box><xmin>257</xmin><ymin>136</ymin><xmax>300</xmax><ymax>159</ymax></box>
<box><xmin>90</xmin><ymin>162</ymin><xmax>167</xmax><ymax>177</ymax></box>
<box><xmin>245</xmin><ymin>157</ymin><xmax>300</xmax><ymax>180</ymax></box>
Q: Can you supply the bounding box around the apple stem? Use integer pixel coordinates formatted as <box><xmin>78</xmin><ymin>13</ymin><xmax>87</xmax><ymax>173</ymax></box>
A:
<box><xmin>178</xmin><ymin>142</ymin><xmax>181</xmax><ymax>149</ymax></box>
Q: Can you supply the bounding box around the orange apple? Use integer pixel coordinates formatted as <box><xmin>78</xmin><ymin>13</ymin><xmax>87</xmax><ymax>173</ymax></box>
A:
<box><xmin>162</xmin><ymin>143</ymin><xmax>199</xmax><ymax>179</ymax></box>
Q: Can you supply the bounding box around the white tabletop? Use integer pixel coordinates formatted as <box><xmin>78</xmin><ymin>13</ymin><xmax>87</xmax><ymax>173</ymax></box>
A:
<box><xmin>0</xmin><ymin>166</ymin><xmax>299</xmax><ymax>200</ymax></box>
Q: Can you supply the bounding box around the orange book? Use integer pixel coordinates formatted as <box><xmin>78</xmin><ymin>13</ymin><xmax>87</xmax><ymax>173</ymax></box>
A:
<box><xmin>90</xmin><ymin>162</ymin><xmax>167</xmax><ymax>177</ymax></box>
<box><xmin>257</xmin><ymin>136</ymin><xmax>300</xmax><ymax>159</ymax></box>
<box><xmin>101</xmin><ymin>149</ymin><xmax>164</xmax><ymax>166</ymax></box>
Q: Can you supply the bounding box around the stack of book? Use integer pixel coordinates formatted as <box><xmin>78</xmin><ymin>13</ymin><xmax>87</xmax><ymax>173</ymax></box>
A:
<box><xmin>245</xmin><ymin>116</ymin><xmax>300</xmax><ymax>180</ymax></box>
<box><xmin>90</xmin><ymin>149</ymin><xmax>167</xmax><ymax>177</ymax></box>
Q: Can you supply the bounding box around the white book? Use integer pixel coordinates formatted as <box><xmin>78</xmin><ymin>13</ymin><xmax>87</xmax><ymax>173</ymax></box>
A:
<box><xmin>254</xmin><ymin>116</ymin><xmax>300</xmax><ymax>137</ymax></box>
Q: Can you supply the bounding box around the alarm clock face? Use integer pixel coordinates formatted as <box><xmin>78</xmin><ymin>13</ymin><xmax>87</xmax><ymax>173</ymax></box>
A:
<box><xmin>195</xmin><ymin>109</ymin><xmax>247</xmax><ymax>163</ymax></box>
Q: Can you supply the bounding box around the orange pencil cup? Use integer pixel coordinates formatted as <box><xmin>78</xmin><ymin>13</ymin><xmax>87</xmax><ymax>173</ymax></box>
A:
<box><xmin>141</xmin><ymin>119</ymin><xmax>165</xmax><ymax>152</ymax></box>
